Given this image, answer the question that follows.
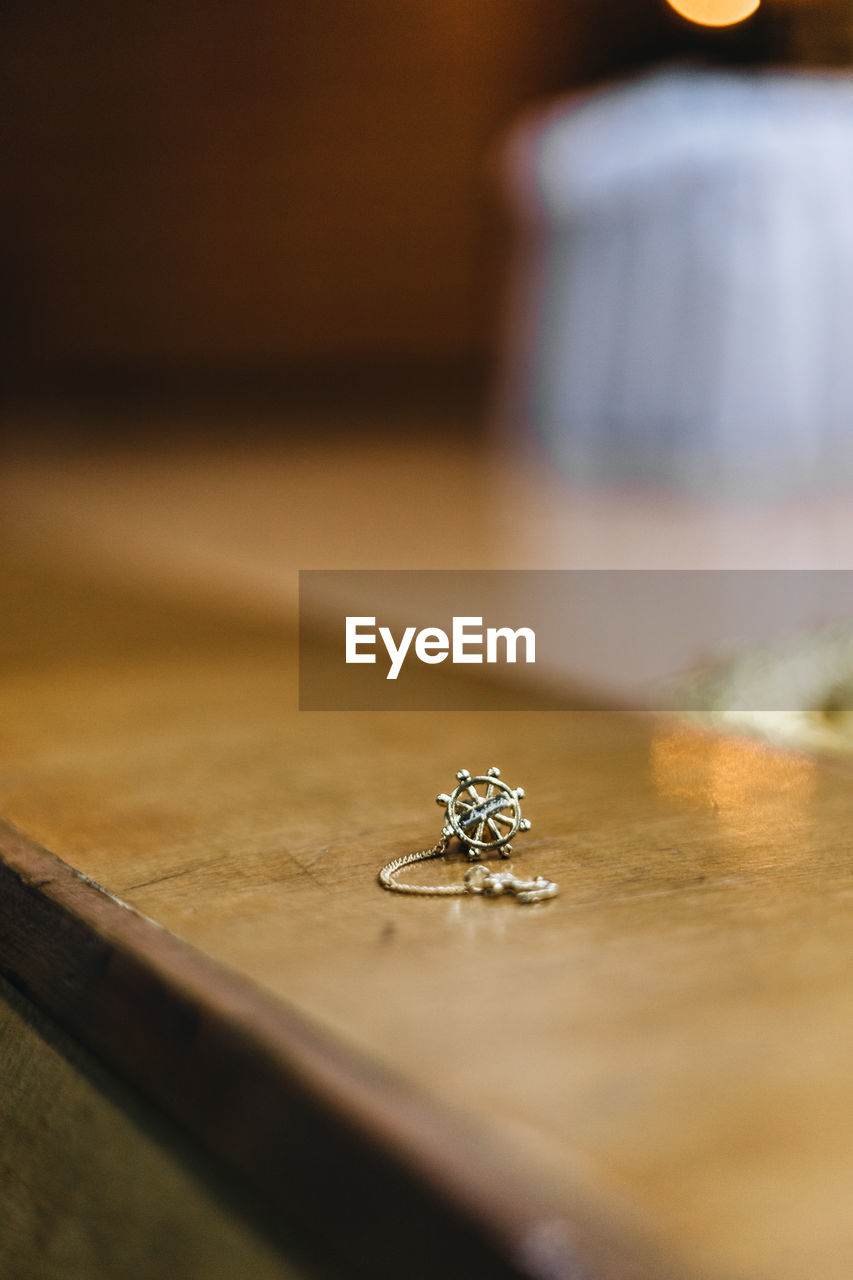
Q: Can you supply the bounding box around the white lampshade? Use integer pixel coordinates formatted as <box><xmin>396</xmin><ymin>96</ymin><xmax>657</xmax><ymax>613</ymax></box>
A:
<box><xmin>501</xmin><ymin>67</ymin><xmax>853</xmax><ymax>500</ymax></box>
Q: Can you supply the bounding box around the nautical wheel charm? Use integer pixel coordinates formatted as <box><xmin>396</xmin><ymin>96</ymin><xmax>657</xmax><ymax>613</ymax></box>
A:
<box><xmin>378</xmin><ymin>765</ymin><xmax>556</xmax><ymax>902</ymax></box>
<box><xmin>436</xmin><ymin>767</ymin><xmax>531</xmax><ymax>859</ymax></box>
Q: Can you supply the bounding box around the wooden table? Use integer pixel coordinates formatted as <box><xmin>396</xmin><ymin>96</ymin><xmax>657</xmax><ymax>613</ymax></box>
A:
<box><xmin>3</xmin><ymin>425</ymin><xmax>853</xmax><ymax>1279</ymax></box>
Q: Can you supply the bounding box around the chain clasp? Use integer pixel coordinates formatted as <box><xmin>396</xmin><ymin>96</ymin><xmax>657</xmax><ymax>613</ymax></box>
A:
<box><xmin>464</xmin><ymin>864</ymin><xmax>558</xmax><ymax>904</ymax></box>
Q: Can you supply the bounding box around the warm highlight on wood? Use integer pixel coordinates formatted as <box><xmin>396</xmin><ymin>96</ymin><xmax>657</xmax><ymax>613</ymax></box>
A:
<box><xmin>2</xmin><ymin>512</ymin><xmax>853</xmax><ymax>1277</ymax></box>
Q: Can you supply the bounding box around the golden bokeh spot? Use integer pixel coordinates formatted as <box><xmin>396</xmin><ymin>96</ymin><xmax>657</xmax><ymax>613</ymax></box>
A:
<box><xmin>665</xmin><ymin>0</ymin><xmax>761</xmax><ymax>27</ymax></box>
<box><xmin>651</xmin><ymin>726</ymin><xmax>816</xmax><ymax>844</ymax></box>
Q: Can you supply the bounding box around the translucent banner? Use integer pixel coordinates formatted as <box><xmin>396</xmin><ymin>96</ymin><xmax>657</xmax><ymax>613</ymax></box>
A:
<box><xmin>299</xmin><ymin>570</ymin><xmax>853</xmax><ymax>712</ymax></box>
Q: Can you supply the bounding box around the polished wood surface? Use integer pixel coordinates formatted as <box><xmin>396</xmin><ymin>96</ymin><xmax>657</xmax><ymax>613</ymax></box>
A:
<box><xmin>0</xmin><ymin>549</ymin><xmax>668</xmax><ymax>1280</ymax></box>
<box><xmin>3</xmin><ymin>446</ymin><xmax>853</xmax><ymax>1279</ymax></box>
<box><xmin>0</xmin><ymin>815</ymin><xmax>564</xmax><ymax>1280</ymax></box>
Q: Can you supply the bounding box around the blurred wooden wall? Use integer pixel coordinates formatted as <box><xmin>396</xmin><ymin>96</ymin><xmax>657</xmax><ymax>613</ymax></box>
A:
<box><xmin>3</xmin><ymin>1</ymin><xmax>581</xmax><ymax>379</ymax></box>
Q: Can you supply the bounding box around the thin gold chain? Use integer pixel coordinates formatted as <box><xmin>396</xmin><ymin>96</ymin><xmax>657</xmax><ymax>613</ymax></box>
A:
<box><xmin>377</xmin><ymin>833</ymin><xmax>469</xmax><ymax>896</ymax></box>
<box><xmin>379</xmin><ymin>770</ymin><xmax>559</xmax><ymax>904</ymax></box>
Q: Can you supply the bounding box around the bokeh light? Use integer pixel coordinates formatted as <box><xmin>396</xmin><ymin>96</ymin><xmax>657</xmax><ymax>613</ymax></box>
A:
<box><xmin>665</xmin><ymin>0</ymin><xmax>761</xmax><ymax>26</ymax></box>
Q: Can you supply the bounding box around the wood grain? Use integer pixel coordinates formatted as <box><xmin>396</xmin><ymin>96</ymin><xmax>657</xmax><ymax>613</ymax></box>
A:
<box><xmin>0</xmin><ymin>549</ymin><xmax>670</xmax><ymax>1278</ymax></box>
<box><xmin>3</xmin><ymin>534</ymin><xmax>853</xmax><ymax>1278</ymax></box>
<box><xmin>0</xmin><ymin>817</ymin><xmax>599</xmax><ymax>1280</ymax></box>
<box><xmin>5</xmin><ymin>408</ymin><xmax>853</xmax><ymax>1280</ymax></box>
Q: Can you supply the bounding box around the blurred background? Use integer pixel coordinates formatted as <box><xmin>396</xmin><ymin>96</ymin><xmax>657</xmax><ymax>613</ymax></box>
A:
<box><xmin>3</xmin><ymin>0</ymin><xmax>582</xmax><ymax>404</ymax></box>
<box><xmin>8</xmin><ymin>15</ymin><xmax>853</xmax><ymax>1280</ymax></box>
<box><xmin>6</xmin><ymin>0</ymin><xmax>849</xmax><ymax>412</ymax></box>
<box><xmin>5</xmin><ymin>0</ymin><xmax>853</xmax><ymax>723</ymax></box>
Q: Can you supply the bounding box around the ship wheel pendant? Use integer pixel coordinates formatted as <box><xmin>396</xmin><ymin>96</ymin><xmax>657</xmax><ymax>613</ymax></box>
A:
<box><xmin>436</xmin><ymin>767</ymin><xmax>531</xmax><ymax>859</ymax></box>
